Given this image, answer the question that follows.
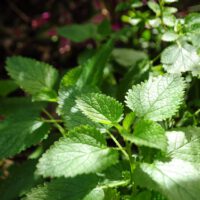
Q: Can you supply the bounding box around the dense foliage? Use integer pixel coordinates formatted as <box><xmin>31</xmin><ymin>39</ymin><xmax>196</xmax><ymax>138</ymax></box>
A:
<box><xmin>1</xmin><ymin>0</ymin><xmax>200</xmax><ymax>199</ymax></box>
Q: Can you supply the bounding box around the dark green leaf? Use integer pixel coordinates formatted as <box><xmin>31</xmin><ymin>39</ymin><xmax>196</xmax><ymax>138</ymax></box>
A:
<box><xmin>25</xmin><ymin>174</ymin><xmax>104</xmax><ymax>200</ymax></box>
<box><xmin>0</xmin><ymin>160</ymin><xmax>41</xmax><ymax>200</ymax></box>
<box><xmin>0</xmin><ymin>108</ymin><xmax>50</xmax><ymax>159</ymax></box>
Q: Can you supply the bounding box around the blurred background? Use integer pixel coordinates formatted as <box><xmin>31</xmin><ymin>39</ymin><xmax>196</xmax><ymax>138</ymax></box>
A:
<box><xmin>0</xmin><ymin>0</ymin><xmax>199</xmax><ymax>78</ymax></box>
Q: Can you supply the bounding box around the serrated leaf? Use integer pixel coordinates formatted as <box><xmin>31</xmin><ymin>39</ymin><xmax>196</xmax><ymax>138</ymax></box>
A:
<box><xmin>60</xmin><ymin>67</ymin><xmax>81</xmax><ymax>88</ymax></box>
<box><xmin>0</xmin><ymin>108</ymin><xmax>50</xmax><ymax>159</ymax></box>
<box><xmin>37</xmin><ymin>126</ymin><xmax>118</xmax><ymax>178</ymax></box>
<box><xmin>6</xmin><ymin>56</ymin><xmax>58</xmax><ymax>101</ymax></box>
<box><xmin>25</xmin><ymin>174</ymin><xmax>104</xmax><ymax>200</ymax></box>
<box><xmin>57</xmin><ymin>86</ymin><xmax>98</xmax><ymax>129</ymax></box>
<box><xmin>0</xmin><ymin>80</ymin><xmax>18</xmax><ymax>96</ymax></box>
<box><xmin>134</xmin><ymin>127</ymin><xmax>200</xmax><ymax>200</ymax></box>
<box><xmin>125</xmin><ymin>74</ymin><xmax>185</xmax><ymax>121</ymax></box>
<box><xmin>76</xmin><ymin>93</ymin><xmax>123</xmax><ymax>125</ymax></box>
<box><xmin>57</xmin><ymin>23</ymin><xmax>97</xmax><ymax>42</ymax></box>
<box><xmin>0</xmin><ymin>160</ymin><xmax>41</xmax><ymax>200</ymax></box>
<box><xmin>123</xmin><ymin>120</ymin><xmax>167</xmax><ymax>151</ymax></box>
<box><xmin>161</xmin><ymin>42</ymin><xmax>200</xmax><ymax>74</ymax></box>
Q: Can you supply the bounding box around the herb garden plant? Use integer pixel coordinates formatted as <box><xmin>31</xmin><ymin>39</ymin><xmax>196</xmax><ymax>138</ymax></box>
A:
<box><xmin>1</xmin><ymin>0</ymin><xmax>200</xmax><ymax>199</ymax></box>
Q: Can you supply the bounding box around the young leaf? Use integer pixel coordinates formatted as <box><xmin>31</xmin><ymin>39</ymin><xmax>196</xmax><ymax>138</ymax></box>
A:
<box><xmin>25</xmin><ymin>174</ymin><xmax>104</xmax><ymax>200</ymax></box>
<box><xmin>0</xmin><ymin>108</ymin><xmax>50</xmax><ymax>159</ymax></box>
<box><xmin>134</xmin><ymin>127</ymin><xmax>200</xmax><ymax>200</ymax></box>
<box><xmin>37</xmin><ymin>126</ymin><xmax>118</xmax><ymax>178</ymax></box>
<box><xmin>185</xmin><ymin>13</ymin><xmax>200</xmax><ymax>34</ymax></box>
<box><xmin>0</xmin><ymin>160</ymin><xmax>41</xmax><ymax>200</ymax></box>
<box><xmin>57</xmin><ymin>23</ymin><xmax>98</xmax><ymax>42</ymax></box>
<box><xmin>125</xmin><ymin>74</ymin><xmax>185</xmax><ymax>121</ymax></box>
<box><xmin>147</xmin><ymin>1</ymin><xmax>161</xmax><ymax>16</ymax></box>
<box><xmin>161</xmin><ymin>42</ymin><xmax>200</xmax><ymax>74</ymax></box>
<box><xmin>123</xmin><ymin>120</ymin><xmax>167</xmax><ymax>151</ymax></box>
<box><xmin>57</xmin><ymin>86</ymin><xmax>98</xmax><ymax>129</ymax></box>
<box><xmin>76</xmin><ymin>93</ymin><xmax>124</xmax><ymax>125</ymax></box>
<box><xmin>6</xmin><ymin>56</ymin><xmax>58</xmax><ymax>101</ymax></box>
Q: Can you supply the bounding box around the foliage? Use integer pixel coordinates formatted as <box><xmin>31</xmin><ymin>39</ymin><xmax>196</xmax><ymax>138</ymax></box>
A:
<box><xmin>0</xmin><ymin>0</ymin><xmax>200</xmax><ymax>199</ymax></box>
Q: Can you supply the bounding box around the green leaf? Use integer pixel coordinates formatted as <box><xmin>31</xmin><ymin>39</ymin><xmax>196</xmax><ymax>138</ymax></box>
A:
<box><xmin>25</xmin><ymin>174</ymin><xmax>104</xmax><ymax>200</ymax></box>
<box><xmin>37</xmin><ymin>126</ymin><xmax>118</xmax><ymax>178</ymax></box>
<box><xmin>125</xmin><ymin>74</ymin><xmax>185</xmax><ymax>121</ymax></box>
<box><xmin>112</xmin><ymin>48</ymin><xmax>147</xmax><ymax>67</ymax></box>
<box><xmin>60</xmin><ymin>67</ymin><xmax>81</xmax><ymax>88</ymax></box>
<box><xmin>185</xmin><ymin>13</ymin><xmax>200</xmax><ymax>34</ymax></box>
<box><xmin>0</xmin><ymin>80</ymin><xmax>18</xmax><ymax>96</ymax></box>
<box><xmin>134</xmin><ymin>127</ymin><xmax>200</xmax><ymax>200</ymax></box>
<box><xmin>0</xmin><ymin>160</ymin><xmax>41</xmax><ymax>200</ymax></box>
<box><xmin>6</xmin><ymin>56</ymin><xmax>58</xmax><ymax>101</ymax></box>
<box><xmin>166</xmin><ymin>127</ymin><xmax>200</xmax><ymax>164</ymax></box>
<box><xmin>147</xmin><ymin>1</ymin><xmax>161</xmax><ymax>16</ymax></box>
<box><xmin>162</xmin><ymin>13</ymin><xmax>176</xmax><ymax>27</ymax></box>
<box><xmin>57</xmin><ymin>23</ymin><xmax>97</xmax><ymax>42</ymax></box>
<box><xmin>161</xmin><ymin>31</ymin><xmax>179</xmax><ymax>42</ymax></box>
<box><xmin>161</xmin><ymin>42</ymin><xmax>200</xmax><ymax>74</ymax></box>
<box><xmin>122</xmin><ymin>112</ymin><xmax>136</xmax><ymax>131</ymax></box>
<box><xmin>0</xmin><ymin>97</ymin><xmax>45</xmax><ymax>116</ymax></box>
<box><xmin>123</xmin><ymin>120</ymin><xmax>167</xmax><ymax>151</ymax></box>
<box><xmin>76</xmin><ymin>40</ymin><xmax>113</xmax><ymax>88</ymax></box>
<box><xmin>76</xmin><ymin>93</ymin><xmax>124</xmax><ymax>125</ymax></box>
<box><xmin>57</xmin><ymin>86</ymin><xmax>98</xmax><ymax>129</ymax></box>
<box><xmin>0</xmin><ymin>108</ymin><xmax>50</xmax><ymax>159</ymax></box>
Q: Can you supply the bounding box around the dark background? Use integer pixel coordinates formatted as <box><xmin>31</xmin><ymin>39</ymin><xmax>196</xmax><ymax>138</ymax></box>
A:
<box><xmin>0</xmin><ymin>0</ymin><xmax>199</xmax><ymax>78</ymax></box>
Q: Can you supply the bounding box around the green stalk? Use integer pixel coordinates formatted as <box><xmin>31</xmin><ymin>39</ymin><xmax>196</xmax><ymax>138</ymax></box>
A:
<box><xmin>42</xmin><ymin>109</ymin><xmax>66</xmax><ymax>137</ymax></box>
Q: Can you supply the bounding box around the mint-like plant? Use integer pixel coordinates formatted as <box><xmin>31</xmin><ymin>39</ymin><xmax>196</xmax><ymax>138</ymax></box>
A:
<box><xmin>1</xmin><ymin>0</ymin><xmax>200</xmax><ymax>199</ymax></box>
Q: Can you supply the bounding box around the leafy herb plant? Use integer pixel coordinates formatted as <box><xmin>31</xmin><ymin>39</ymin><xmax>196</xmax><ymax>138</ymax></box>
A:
<box><xmin>1</xmin><ymin>0</ymin><xmax>200</xmax><ymax>199</ymax></box>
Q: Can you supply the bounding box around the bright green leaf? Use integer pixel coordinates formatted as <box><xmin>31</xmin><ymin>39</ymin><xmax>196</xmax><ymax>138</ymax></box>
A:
<box><xmin>125</xmin><ymin>74</ymin><xmax>185</xmax><ymax>121</ymax></box>
<box><xmin>161</xmin><ymin>42</ymin><xmax>200</xmax><ymax>74</ymax></box>
<box><xmin>134</xmin><ymin>126</ymin><xmax>200</xmax><ymax>200</ymax></box>
<box><xmin>37</xmin><ymin>126</ymin><xmax>118</xmax><ymax>178</ymax></box>
<box><xmin>6</xmin><ymin>56</ymin><xmax>58</xmax><ymax>101</ymax></box>
<box><xmin>76</xmin><ymin>93</ymin><xmax>124</xmax><ymax>125</ymax></box>
<box><xmin>25</xmin><ymin>174</ymin><xmax>104</xmax><ymax>200</ymax></box>
<box><xmin>185</xmin><ymin>13</ymin><xmax>200</xmax><ymax>34</ymax></box>
<box><xmin>123</xmin><ymin>120</ymin><xmax>167</xmax><ymax>151</ymax></box>
<box><xmin>147</xmin><ymin>1</ymin><xmax>161</xmax><ymax>16</ymax></box>
<box><xmin>0</xmin><ymin>108</ymin><xmax>50</xmax><ymax>159</ymax></box>
<box><xmin>161</xmin><ymin>31</ymin><xmax>179</xmax><ymax>42</ymax></box>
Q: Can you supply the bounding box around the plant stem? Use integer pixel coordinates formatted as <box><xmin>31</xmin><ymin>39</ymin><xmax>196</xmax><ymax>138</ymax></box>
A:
<box><xmin>100</xmin><ymin>180</ymin><xmax>130</xmax><ymax>189</ymax></box>
<box><xmin>42</xmin><ymin>109</ymin><xmax>66</xmax><ymax>137</ymax></box>
<box><xmin>41</xmin><ymin>119</ymin><xmax>63</xmax><ymax>123</ymax></box>
<box><xmin>107</xmin><ymin>131</ymin><xmax>129</xmax><ymax>160</ymax></box>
